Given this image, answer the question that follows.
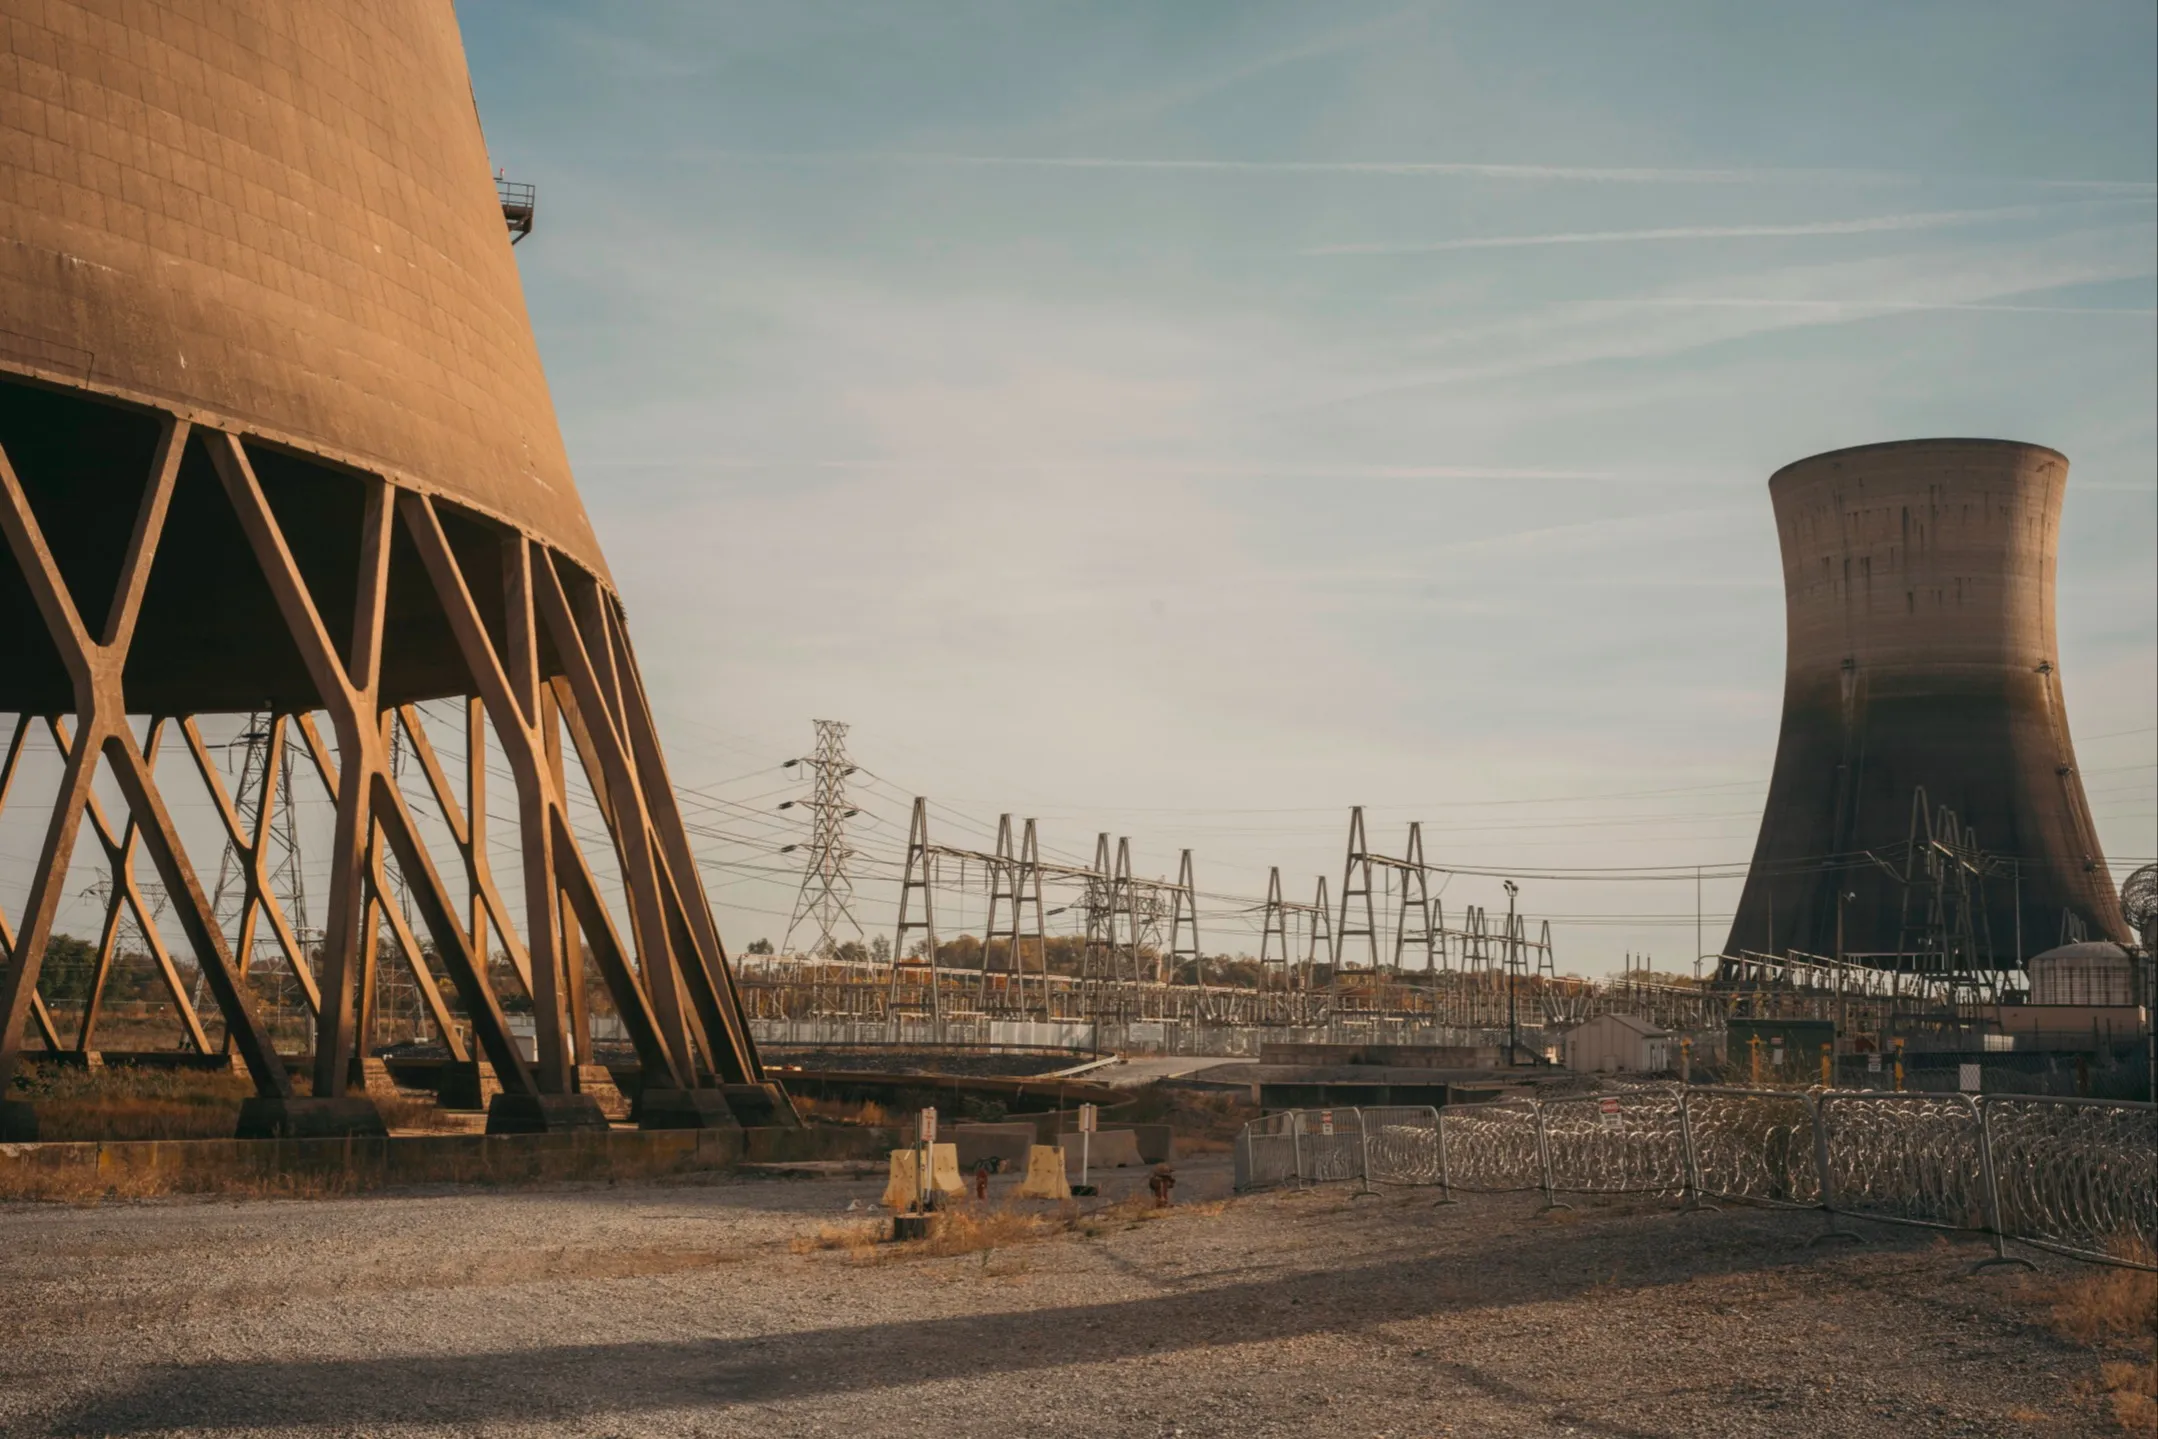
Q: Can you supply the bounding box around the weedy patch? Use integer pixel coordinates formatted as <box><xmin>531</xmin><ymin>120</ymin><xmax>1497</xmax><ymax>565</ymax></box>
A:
<box><xmin>2022</xmin><ymin>1241</ymin><xmax>2156</xmax><ymax>1434</ymax></box>
<box><xmin>793</xmin><ymin>1194</ymin><xmax>1229</xmax><ymax>1266</ymax></box>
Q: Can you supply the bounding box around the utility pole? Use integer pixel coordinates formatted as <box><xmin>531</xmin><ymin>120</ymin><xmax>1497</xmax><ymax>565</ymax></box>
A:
<box><xmin>781</xmin><ymin>719</ymin><xmax>862</xmax><ymax>959</ymax></box>
<box><xmin>1503</xmin><ymin>879</ymin><xmax>1520</xmax><ymax>1065</ymax></box>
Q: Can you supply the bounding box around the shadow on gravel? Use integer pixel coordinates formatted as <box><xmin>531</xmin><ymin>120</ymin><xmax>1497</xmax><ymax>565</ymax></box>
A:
<box><xmin>41</xmin><ymin>1208</ymin><xmax>1940</xmax><ymax>1436</ymax></box>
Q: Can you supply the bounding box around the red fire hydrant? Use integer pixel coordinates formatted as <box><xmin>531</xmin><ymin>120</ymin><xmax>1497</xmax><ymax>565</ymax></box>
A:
<box><xmin>1148</xmin><ymin>1163</ymin><xmax>1176</xmax><ymax>1208</ymax></box>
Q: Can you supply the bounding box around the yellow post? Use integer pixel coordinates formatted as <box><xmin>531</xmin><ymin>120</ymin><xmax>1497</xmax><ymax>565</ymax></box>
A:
<box><xmin>1820</xmin><ymin>1042</ymin><xmax>1832</xmax><ymax>1087</ymax></box>
<box><xmin>1892</xmin><ymin>1037</ymin><xmax>1905</xmax><ymax>1092</ymax></box>
<box><xmin>1748</xmin><ymin>1033</ymin><xmax>1762</xmax><ymax>1085</ymax></box>
<box><xmin>1679</xmin><ymin>1037</ymin><xmax>1692</xmax><ymax>1084</ymax></box>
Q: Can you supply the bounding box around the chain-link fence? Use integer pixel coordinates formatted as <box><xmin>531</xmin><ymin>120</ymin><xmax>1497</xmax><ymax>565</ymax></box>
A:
<box><xmin>1232</xmin><ymin>1085</ymin><xmax>2156</xmax><ymax>1272</ymax></box>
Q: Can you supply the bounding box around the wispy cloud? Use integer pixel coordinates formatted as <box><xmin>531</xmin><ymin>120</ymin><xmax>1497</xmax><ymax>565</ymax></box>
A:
<box><xmin>1303</xmin><ymin>204</ymin><xmax>2133</xmax><ymax>255</ymax></box>
<box><xmin>695</xmin><ymin>151</ymin><xmax>1806</xmax><ymax>184</ymax></box>
<box><xmin>1576</xmin><ymin>297</ymin><xmax>2157</xmax><ymax>317</ymax></box>
<box><xmin>691</xmin><ymin>151</ymin><xmax>2158</xmax><ymax>194</ymax></box>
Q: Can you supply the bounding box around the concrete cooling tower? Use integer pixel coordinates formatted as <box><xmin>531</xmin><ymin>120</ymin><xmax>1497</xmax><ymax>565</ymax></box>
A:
<box><xmin>0</xmin><ymin>1</ymin><xmax>785</xmax><ymax>1136</ymax></box>
<box><xmin>1723</xmin><ymin>439</ymin><xmax>2129</xmax><ymax>983</ymax></box>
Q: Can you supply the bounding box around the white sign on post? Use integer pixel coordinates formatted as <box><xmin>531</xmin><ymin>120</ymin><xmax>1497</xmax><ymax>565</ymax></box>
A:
<box><xmin>1867</xmin><ymin>1053</ymin><xmax>1881</xmax><ymax>1073</ymax></box>
<box><xmin>1078</xmin><ymin>1103</ymin><xmax>1096</xmax><ymax>1134</ymax></box>
<box><xmin>1958</xmin><ymin>1063</ymin><xmax>1982</xmax><ymax>1093</ymax></box>
<box><xmin>1598</xmin><ymin>1097</ymin><xmax>1623</xmax><ymax>1130</ymax></box>
<box><xmin>1318</xmin><ymin>1109</ymin><xmax>1335</xmax><ymax>1136</ymax></box>
<box><xmin>919</xmin><ymin>1107</ymin><xmax>937</xmax><ymax>1144</ymax></box>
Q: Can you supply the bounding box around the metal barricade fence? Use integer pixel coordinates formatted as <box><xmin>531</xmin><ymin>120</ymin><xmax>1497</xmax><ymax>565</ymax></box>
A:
<box><xmin>1289</xmin><ymin>1108</ymin><xmax>1370</xmax><ymax>1186</ymax></box>
<box><xmin>1231</xmin><ymin>1089</ymin><xmax>2156</xmax><ymax>1273</ymax></box>
<box><xmin>1816</xmin><ymin>1092</ymin><xmax>1989</xmax><ymax>1235</ymax></box>
<box><xmin>1681</xmin><ymin>1087</ymin><xmax>1821</xmax><ymax>1209</ymax></box>
<box><xmin>1981</xmin><ymin>1094</ymin><xmax>2157</xmax><ymax>1266</ymax></box>
<box><xmin>1233</xmin><ymin>1110</ymin><xmax>1301</xmax><ymax>1192</ymax></box>
<box><xmin>1539</xmin><ymin>1087</ymin><xmax>1688</xmax><ymax>1198</ymax></box>
<box><xmin>1356</xmin><ymin>1106</ymin><xmax>1444</xmax><ymax>1186</ymax></box>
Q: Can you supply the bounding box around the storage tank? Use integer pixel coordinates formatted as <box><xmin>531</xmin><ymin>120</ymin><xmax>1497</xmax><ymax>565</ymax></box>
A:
<box><xmin>0</xmin><ymin>0</ymin><xmax>778</xmax><ymax>1131</ymax></box>
<box><xmin>1723</xmin><ymin>439</ymin><xmax>2129</xmax><ymax>975</ymax></box>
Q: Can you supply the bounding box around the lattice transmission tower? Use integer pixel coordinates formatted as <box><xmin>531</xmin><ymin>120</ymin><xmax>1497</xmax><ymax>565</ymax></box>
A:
<box><xmin>782</xmin><ymin>720</ymin><xmax>863</xmax><ymax>958</ymax></box>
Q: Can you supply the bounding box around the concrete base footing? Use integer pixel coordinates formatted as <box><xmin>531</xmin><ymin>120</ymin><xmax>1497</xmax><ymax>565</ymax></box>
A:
<box><xmin>720</xmin><ymin>1083</ymin><xmax>797</xmax><ymax>1129</ymax></box>
<box><xmin>485</xmin><ymin>1093</ymin><xmax>613</xmax><ymax>1135</ymax></box>
<box><xmin>635</xmin><ymin>1088</ymin><xmax>742</xmax><ymax>1130</ymax></box>
<box><xmin>0</xmin><ymin>1099</ymin><xmax>39</xmax><ymax>1141</ymax></box>
<box><xmin>235</xmin><ymin>1096</ymin><xmax>388</xmax><ymax>1139</ymax></box>
<box><xmin>437</xmin><ymin>1060</ymin><xmax>502</xmax><ymax>1111</ymax></box>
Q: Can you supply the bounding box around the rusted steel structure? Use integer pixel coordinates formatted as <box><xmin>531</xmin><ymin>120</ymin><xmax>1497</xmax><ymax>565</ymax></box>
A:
<box><xmin>0</xmin><ymin>0</ymin><xmax>786</xmax><ymax>1133</ymax></box>
<box><xmin>1723</xmin><ymin>440</ymin><xmax>2129</xmax><ymax>987</ymax></box>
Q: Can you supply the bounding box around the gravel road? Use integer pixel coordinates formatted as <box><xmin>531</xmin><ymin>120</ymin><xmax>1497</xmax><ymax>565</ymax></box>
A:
<box><xmin>0</xmin><ymin>1157</ymin><xmax>2125</xmax><ymax>1437</ymax></box>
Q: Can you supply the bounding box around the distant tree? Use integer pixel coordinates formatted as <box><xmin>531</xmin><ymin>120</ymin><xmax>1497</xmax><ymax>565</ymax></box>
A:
<box><xmin>744</xmin><ymin>938</ymin><xmax>775</xmax><ymax>955</ymax></box>
<box><xmin>32</xmin><ymin>934</ymin><xmax>99</xmax><ymax>1005</ymax></box>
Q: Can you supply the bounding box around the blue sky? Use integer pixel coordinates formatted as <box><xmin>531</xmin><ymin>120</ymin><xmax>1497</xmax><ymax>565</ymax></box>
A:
<box><xmin>460</xmin><ymin>2</ymin><xmax>2156</xmax><ymax>972</ymax></box>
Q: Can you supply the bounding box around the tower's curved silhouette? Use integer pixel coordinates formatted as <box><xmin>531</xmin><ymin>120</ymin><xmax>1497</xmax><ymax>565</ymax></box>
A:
<box><xmin>1723</xmin><ymin>439</ymin><xmax>2128</xmax><ymax>980</ymax></box>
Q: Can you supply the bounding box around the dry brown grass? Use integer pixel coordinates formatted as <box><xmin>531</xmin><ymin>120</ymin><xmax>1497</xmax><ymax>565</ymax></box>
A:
<box><xmin>15</xmin><ymin>1063</ymin><xmax>255</xmax><ymax>1141</ymax></box>
<box><xmin>790</xmin><ymin>1192</ymin><xmax>1228</xmax><ymax>1266</ymax></box>
<box><xmin>790</xmin><ymin>1095</ymin><xmax>892</xmax><ymax>1127</ymax></box>
<box><xmin>374</xmin><ymin>1091</ymin><xmax>468</xmax><ymax>1132</ymax></box>
<box><xmin>0</xmin><ymin>1164</ymin><xmax>364</xmax><ymax>1206</ymax></box>
<box><xmin>2026</xmin><ymin>1242</ymin><xmax>2157</xmax><ymax>1433</ymax></box>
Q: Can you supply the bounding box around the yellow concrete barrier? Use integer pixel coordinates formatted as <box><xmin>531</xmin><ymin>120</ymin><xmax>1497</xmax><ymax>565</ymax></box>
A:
<box><xmin>1013</xmin><ymin>1144</ymin><xmax>1071</xmax><ymax>1200</ymax></box>
<box><xmin>881</xmin><ymin>1142</ymin><xmax>965</xmax><ymax>1209</ymax></box>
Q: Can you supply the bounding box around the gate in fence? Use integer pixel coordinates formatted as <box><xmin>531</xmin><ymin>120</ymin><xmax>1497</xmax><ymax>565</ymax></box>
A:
<box><xmin>1232</xmin><ymin>1086</ymin><xmax>2156</xmax><ymax>1272</ymax></box>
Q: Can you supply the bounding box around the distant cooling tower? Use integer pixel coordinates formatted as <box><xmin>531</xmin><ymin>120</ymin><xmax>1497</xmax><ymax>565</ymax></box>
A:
<box><xmin>1724</xmin><ymin>439</ymin><xmax>2129</xmax><ymax>976</ymax></box>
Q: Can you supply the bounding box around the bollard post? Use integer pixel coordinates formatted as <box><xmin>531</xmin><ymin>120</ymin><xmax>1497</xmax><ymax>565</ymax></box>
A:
<box><xmin>1291</xmin><ymin>1111</ymin><xmax>1307</xmax><ymax>1187</ymax></box>
<box><xmin>1749</xmin><ymin>1034</ymin><xmax>1763</xmax><ymax>1086</ymax></box>
<box><xmin>1967</xmin><ymin>1096</ymin><xmax>2037</xmax><ymax>1274</ymax></box>
<box><xmin>1821</xmin><ymin>1042</ymin><xmax>1833</xmax><ymax>1088</ymax></box>
<box><xmin>1532</xmin><ymin>1099</ymin><xmax>1572</xmax><ymax>1215</ymax></box>
<box><xmin>1806</xmin><ymin>1092</ymin><xmax>1863</xmax><ymax>1246</ymax></box>
<box><xmin>1892</xmin><ymin>1037</ymin><xmax>1904</xmax><ymax>1093</ymax></box>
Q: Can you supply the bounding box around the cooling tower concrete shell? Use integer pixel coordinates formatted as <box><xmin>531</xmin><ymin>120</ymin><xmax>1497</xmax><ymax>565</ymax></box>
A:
<box><xmin>0</xmin><ymin>0</ymin><xmax>600</xmax><ymax>574</ymax></box>
<box><xmin>1725</xmin><ymin>439</ymin><xmax>2128</xmax><ymax>968</ymax></box>
<box><xmin>0</xmin><ymin>1</ymin><xmax>780</xmax><ymax>1121</ymax></box>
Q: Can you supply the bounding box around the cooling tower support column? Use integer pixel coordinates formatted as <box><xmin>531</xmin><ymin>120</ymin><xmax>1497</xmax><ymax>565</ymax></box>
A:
<box><xmin>1723</xmin><ymin>439</ymin><xmax>2128</xmax><ymax>982</ymax></box>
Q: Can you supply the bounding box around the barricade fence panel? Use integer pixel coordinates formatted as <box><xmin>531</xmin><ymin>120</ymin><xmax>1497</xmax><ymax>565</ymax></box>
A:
<box><xmin>1816</xmin><ymin>1092</ymin><xmax>1989</xmax><ymax>1233</ymax></box>
<box><xmin>1230</xmin><ymin>1091</ymin><xmax>2155</xmax><ymax>1272</ymax></box>
<box><xmin>1359</xmin><ymin>1106</ymin><xmax>1444</xmax><ymax>1187</ymax></box>
<box><xmin>1683</xmin><ymin>1088</ymin><xmax>1821</xmax><ymax>1209</ymax></box>
<box><xmin>1540</xmin><ymin>1088</ymin><xmax>1687</xmax><ymax>1197</ymax></box>
<box><xmin>1981</xmin><ymin>1095</ymin><xmax>2157</xmax><ymax>1266</ymax></box>
<box><xmin>1290</xmin><ymin>1109</ymin><xmax>1369</xmax><ymax>1186</ymax></box>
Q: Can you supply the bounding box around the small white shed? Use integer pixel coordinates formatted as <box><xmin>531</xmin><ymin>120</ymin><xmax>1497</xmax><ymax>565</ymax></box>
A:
<box><xmin>1563</xmin><ymin>1013</ymin><xmax>1674</xmax><ymax>1074</ymax></box>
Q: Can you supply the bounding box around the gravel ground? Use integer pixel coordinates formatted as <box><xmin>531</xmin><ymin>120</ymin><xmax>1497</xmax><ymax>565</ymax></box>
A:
<box><xmin>0</xmin><ymin>1157</ymin><xmax>2126</xmax><ymax>1437</ymax></box>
